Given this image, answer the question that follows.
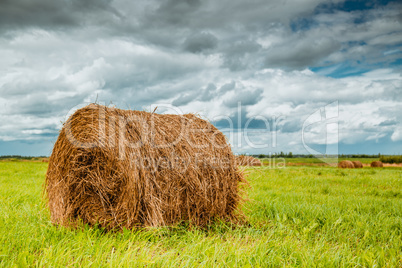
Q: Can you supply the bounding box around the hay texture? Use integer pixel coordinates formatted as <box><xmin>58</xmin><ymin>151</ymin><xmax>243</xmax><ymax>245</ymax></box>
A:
<box><xmin>236</xmin><ymin>155</ymin><xmax>262</xmax><ymax>166</ymax></box>
<box><xmin>370</xmin><ymin>161</ymin><xmax>383</xmax><ymax>167</ymax></box>
<box><xmin>352</xmin><ymin>161</ymin><xmax>363</xmax><ymax>168</ymax></box>
<box><xmin>45</xmin><ymin>104</ymin><xmax>244</xmax><ymax>230</ymax></box>
<box><xmin>338</xmin><ymin>160</ymin><xmax>354</xmax><ymax>169</ymax></box>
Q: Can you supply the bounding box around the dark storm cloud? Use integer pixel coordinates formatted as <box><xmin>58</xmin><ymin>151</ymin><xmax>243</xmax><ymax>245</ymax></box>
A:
<box><xmin>224</xmin><ymin>88</ymin><xmax>263</xmax><ymax>108</ymax></box>
<box><xmin>218</xmin><ymin>81</ymin><xmax>236</xmax><ymax>94</ymax></box>
<box><xmin>183</xmin><ymin>32</ymin><xmax>218</xmax><ymax>53</ymax></box>
<box><xmin>147</xmin><ymin>0</ymin><xmax>202</xmax><ymax>27</ymax></box>
<box><xmin>212</xmin><ymin>109</ymin><xmax>271</xmax><ymax>130</ymax></box>
<box><xmin>0</xmin><ymin>76</ymin><xmax>67</xmax><ymax>98</ymax></box>
<box><xmin>265</xmin><ymin>37</ymin><xmax>341</xmax><ymax>69</ymax></box>
<box><xmin>172</xmin><ymin>91</ymin><xmax>199</xmax><ymax>106</ymax></box>
<box><xmin>2</xmin><ymin>0</ymin><xmax>400</xmax><ymax>71</ymax></box>
<box><xmin>222</xmin><ymin>40</ymin><xmax>262</xmax><ymax>71</ymax></box>
<box><xmin>12</xmin><ymin>96</ymin><xmax>79</xmax><ymax>117</ymax></box>
<box><xmin>139</xmin><ymin>0</ymin><xmax>317</xmax><ymax>31</ymax></box>
<box><xmin>199</xmin><ymin>83</ymin><xmax>216</xmax><ymax>101</ymax></box>
<box><xmin>378</xmin><ymin>119</ymin><xmax>398</xmax><ymax>127</ymax></box>
<box><xmin>281</xmin><ymin>120</ymin><xmax>303</xmax><ymax>133</ymax></box>
<box><xmin>172</xmin><ymin>83</ymin><xmax>217</xmax><ymax>106</ymax></box>
<box><xmin>0</xmin><ymin>0</ymin><xmax>120</xmax><ymax>32</ymax></box>
<box><xmin>4</xmin><ymin>89</ymin><xmax>89</xmax><ymax>118</ymax></box>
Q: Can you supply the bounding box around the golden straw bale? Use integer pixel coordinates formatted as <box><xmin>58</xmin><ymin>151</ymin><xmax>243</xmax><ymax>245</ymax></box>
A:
<box><xmin>370</xmin><ymin>161</ymin><xmax>383</xmax><ymax>167</ymax></box>
<box><xmin>45</xmin><ymin>104</ymin><xmax>245</xmax><ymax>230</ymax></box>
<box><xmin>352</xmin><ymin>161</ymin><xmax>363</xmax><ymax>168</ymax></box>
<box><xmin>338</xmin><ymin>160</ymin><xmax>354</xmax><ymax>168</ymax></box>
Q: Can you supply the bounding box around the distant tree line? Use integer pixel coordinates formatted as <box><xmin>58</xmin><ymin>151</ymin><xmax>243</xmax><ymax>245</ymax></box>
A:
<box><xmin>0</xmin><ymin>155</ymin><xmax>47</xmax><ymax>160</ymax></box>
<box><xmin>339</xmin><ymin>154</ymin><xmax>381</xmax><ymax>158</ymax></box>
<box><xmin>253</xmin><ymin>153</ymin><xmax>390</xmax><ymax>159</ymax></box>
<box><xmin>380</xmin><ymin>155</ymin><xmax>402</xmax><ymax>164</ymax></box>
<box><xmin>253</xmin><ymin>152</ymin><xmax>295</xmax><ymax>158</ymax></box>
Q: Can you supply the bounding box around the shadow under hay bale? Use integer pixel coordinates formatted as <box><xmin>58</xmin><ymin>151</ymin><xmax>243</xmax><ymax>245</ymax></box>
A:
<box><xmin>236</xmin><ymin>155</ymin><xmax>262</xmax><ymax>166</ymax></box>
<box><xmin>352</xmin><ymin>161</ymin><xmax>363</xmax><ymax>168</ymax></box>
<box><xmin>338</xmin><ymin>160</ymin><xmax>354</xmax><ymax>169</ymax></box>
<box><xmin>45</xmin><ymin>104</ymin><xmax>245</xmax><ymax>230</ymax></box>
<box><xmin>371</xmin><ymin>161</ymin><xmax>383</xmax><ymax>167</ymax></box>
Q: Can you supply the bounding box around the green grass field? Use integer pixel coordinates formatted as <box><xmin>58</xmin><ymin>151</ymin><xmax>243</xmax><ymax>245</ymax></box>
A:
<box><xmin>0</xmin><ymin>161</ymin><xmax>401</xmax><ymax>267</ymax></box>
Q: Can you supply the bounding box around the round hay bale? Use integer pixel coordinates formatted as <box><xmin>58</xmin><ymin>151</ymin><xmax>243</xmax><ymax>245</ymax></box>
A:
<box><xmin>45</xmin><ymin>104</ymin><xmax>245</xmax><ymax>230</ymax></box>
<box><xmin>370</xmin><ymin>161</ymin><xmax>383</xmax><ymax>167</ymax></box>
<box><xmin>352</xmin><ymin>161</ymin><xmax>363</xmax><ymax>168</ymax></box>
<box><xmin>338</xmin><ymin>160</ymin><xmax>354</xmax><ymax>168</ymax></box>
<box><xmin>236</xmin><ymin>155</ymin><xmax>262</xmax><ymax>166</ymax></box>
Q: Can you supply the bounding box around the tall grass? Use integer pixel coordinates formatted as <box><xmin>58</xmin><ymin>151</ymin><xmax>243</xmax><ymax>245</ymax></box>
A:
<box><xmin>0</xmin><ymin>161</ymin><xmax>401</xmax><ymax>267</ymax></box>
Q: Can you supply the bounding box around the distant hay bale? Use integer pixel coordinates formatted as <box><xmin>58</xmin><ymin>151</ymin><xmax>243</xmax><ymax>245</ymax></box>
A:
<box><xmin>338</xmin><ymin>160</ymin><xmax>354</xmax><ymax>168</ymax></box>
<box><xmin>352</xmin><ymin>161</ymin><xmax>363</xmax><ymax>168</ymax></box>
<box><xmin>236</xmin><ymin>155</ymin><xmax>262</xmax><ymax>166</ymax></box>
<box><xmin>370</xmin><ymin>161</ymin><xmax>383</xmax><ymax>167</ymax></box>
<box><xmin>45</xmin><ymin>104</ymin><xmax>245</xmax><ymax>230</ymax></box>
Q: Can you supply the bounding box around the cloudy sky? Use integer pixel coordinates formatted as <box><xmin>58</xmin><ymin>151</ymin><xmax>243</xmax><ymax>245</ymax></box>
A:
<box><xmin>0</xmin><ymin>0</ymin><xmax>402</xmax><ymax>156</ymax></box>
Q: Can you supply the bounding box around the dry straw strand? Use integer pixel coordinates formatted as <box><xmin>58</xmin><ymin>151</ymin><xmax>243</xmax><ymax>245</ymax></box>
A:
<box><xmin>45</xmin><ymin>104</ymin><xmax>245</xmax><ymax>230</ymax></box>
<box><xmin>236</xmin><ymin>155</ymin><xmax>262</xmax><ymax>167</ymax></box>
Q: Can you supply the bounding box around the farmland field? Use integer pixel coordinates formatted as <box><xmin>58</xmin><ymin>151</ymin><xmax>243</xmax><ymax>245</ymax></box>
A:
<box><xmin>261</xmin><ymin>157</ymin><xmax>380</xmax><ymax>166</ymax></box>
<box><xmin>0</xmin><ymin>160</ymin><xmax>401</xmax><ymax>267</ymax></box>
